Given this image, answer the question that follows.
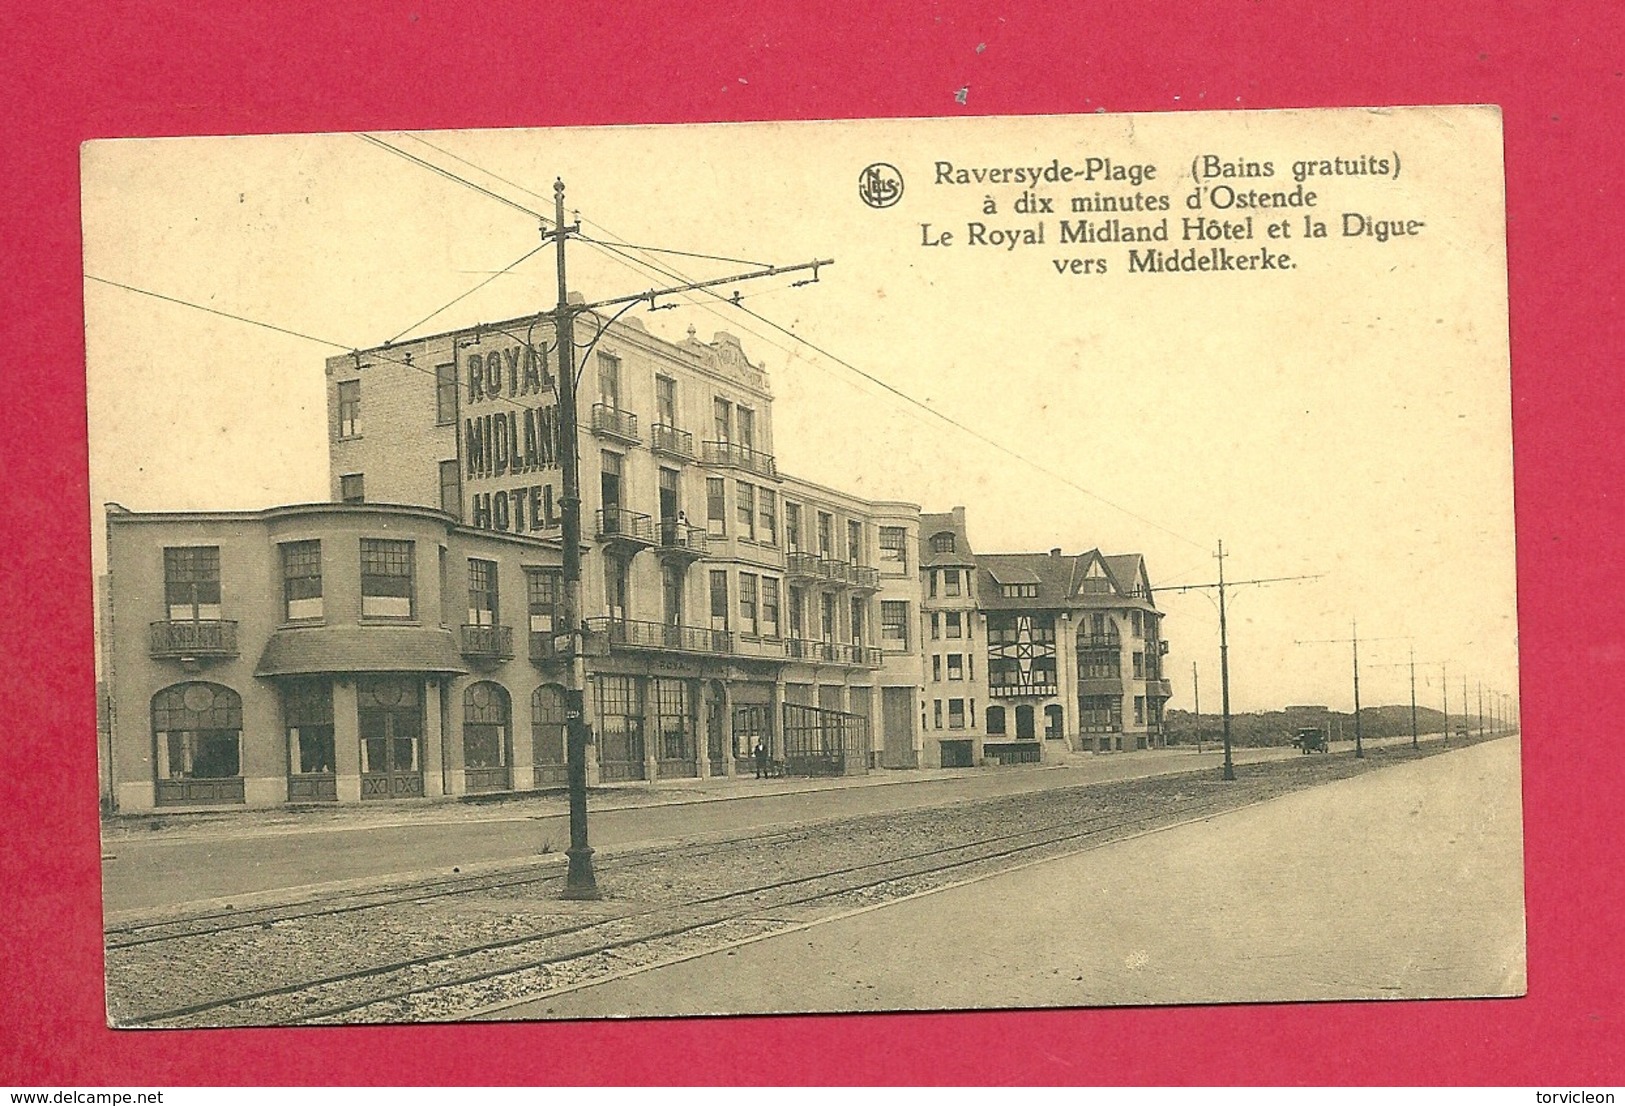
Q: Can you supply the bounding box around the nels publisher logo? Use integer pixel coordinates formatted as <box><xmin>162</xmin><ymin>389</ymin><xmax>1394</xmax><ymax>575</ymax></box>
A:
<box><xmin>858</xmin><ymin>163</ymin><xmax>903</xmax><ymax>208</ymax></box>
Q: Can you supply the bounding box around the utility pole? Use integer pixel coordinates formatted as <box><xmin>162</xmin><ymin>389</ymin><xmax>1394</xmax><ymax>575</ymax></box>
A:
<box><xmin>1295</xmin><ymin>627</ymin><xmax>1408</xmax><ymax>759</ymax></box>
<box><xmin>1478</xmin><ymin>680</ymin><xmax>1485</xmax><ymax>738</ymax></box>
<box><xmin>1442</xmin><ymin>662</ymin><xmax>1449</xmax><ymax>744</ymax></box>
<box><xmin>1463</xmin><ymin>676</ymin><xmax>1469</xmax><ymax>741</ymax></box>
<box><xmin>1408</xmin><ymin>646</ymin><xmax>1418</xmax><ymax>749</ymax></box>
<box><xmin>543</xmin><ymin>178</ymin><xmax>833</xmax><ymax>901</ymax></box>
<box><xmin>1155</xmin><ymin>541</ymin><xmax>1319</xmax><ymax>782</ymax></box>
<box><xmin>552</xmin><ymin>180</ymin><xmax>598</xmax><ymax>901</ymax></box>
<box><xmin>1192</xmin><ymin>661</ymin><xmax>1201</xmax><ymax>753</ymax></box>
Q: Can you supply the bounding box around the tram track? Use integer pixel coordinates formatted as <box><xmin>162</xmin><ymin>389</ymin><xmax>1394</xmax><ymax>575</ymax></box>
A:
<box><xmin>105</xmin><ymin>737</ymin><xmax>1494</xmax><ymax>1027</ymax></box>
<box><xmin>125</xmin><ymin>789</ymin><xmax>1242</xmax><ymax>1026</ymax></box>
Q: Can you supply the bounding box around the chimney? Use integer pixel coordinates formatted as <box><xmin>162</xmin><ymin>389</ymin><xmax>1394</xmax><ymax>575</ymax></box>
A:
<box><xmin>951</xmin><ymin>505</ymin><xmax>966</xmax><ymax>528</ymax></box>
<box><xmin>1050</xmin><ymin>547</ymin><xmax>1062</xmax><ymax>558</ymax></box>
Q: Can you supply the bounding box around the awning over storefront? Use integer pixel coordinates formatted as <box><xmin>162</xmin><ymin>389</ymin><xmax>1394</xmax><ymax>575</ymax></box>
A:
<box><xmin>255</xmin><ymin>625</ymin><xmax>469</xmax><ymax>677</ymax></box>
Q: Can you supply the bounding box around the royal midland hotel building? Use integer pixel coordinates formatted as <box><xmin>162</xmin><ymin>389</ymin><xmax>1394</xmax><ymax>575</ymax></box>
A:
<box><xmin>99</xmin><ymin>307</ymin><xmax>1171</xmax><ymax>812</ymax></box>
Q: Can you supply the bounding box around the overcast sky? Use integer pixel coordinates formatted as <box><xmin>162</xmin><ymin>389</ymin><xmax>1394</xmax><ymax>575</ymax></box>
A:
<box><xmin>81</xmin><ymin>107</ymin><xmax>1518</xmax><ymax>715</ymax></box>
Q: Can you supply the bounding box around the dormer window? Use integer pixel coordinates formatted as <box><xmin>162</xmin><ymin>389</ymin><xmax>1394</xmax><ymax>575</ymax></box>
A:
<box><xmin>1001</xmin><ymin>583</ymin><xmax>1038</xmax><ymax>599</ymax></box>
<box><xmin>931</xmin><ymin>532</ymin><xmax>956</xmax><ymax>554</ymax></box>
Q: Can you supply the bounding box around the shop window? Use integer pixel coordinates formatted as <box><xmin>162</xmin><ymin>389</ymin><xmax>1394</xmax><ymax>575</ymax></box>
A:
<box><xmin>284</xmin><ymin>678</ymin><xmax>335</xmax><ymax>776</ymax></box>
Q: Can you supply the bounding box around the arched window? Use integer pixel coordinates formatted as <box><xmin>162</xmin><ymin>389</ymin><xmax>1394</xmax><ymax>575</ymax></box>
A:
<box><xmin>930</xmin><ymin>532</ymin><xmax>956</xmax><ymax>554</ymax></box>
<box><xmin>985</xmin><ymin>705</ymin><xmax>1007</xmax><ymax>736</ymax></box>
<box><xmin>463</xmin><ymin>682</ymin><xmax>511</xmax><ymax>792</ymax></box>
<box><xmin>151</xmin><ymin>682</ymin><xmax>244</xmax><ymax>805</ymax></box>
<box><xmin>531</xmin><ymin>683</ymin><xmax>568</xmax><ymax>787</ymax></box>
<box><xmin>1044</xmin><ymin>704</ymin><xmax>1064</xmax><ymax>740</ymax></box>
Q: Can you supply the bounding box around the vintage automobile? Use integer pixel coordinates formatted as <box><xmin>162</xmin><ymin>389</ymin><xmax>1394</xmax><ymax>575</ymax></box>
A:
<box><xmin>1290</xmin><ymin>726</ymin><xmax>1330</xmax><ymax>753</ymax></box>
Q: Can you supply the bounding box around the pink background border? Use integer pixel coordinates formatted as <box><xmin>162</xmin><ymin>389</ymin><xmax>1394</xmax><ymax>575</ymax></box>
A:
<box><xmin>2</xmin><ymin>1</ymin><xmax>1620</xmax><ymax>1084</ymax></box>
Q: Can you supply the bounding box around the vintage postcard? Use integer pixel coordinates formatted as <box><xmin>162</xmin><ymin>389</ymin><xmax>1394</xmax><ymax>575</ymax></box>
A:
<box><xmin>83</xmin><ymin>106</ymin><xmax>1521</xmax><ymax>1024</ymax></box>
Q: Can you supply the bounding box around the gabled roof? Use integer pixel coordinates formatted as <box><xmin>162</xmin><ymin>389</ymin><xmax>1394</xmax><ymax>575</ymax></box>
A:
<box><xmin>920</xmin><ymin>509</ymin><xmax>977</xmax><ymax>568</ymax></box>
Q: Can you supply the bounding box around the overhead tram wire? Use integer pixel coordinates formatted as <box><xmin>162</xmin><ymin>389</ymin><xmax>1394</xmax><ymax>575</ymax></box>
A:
<box><xmin>84</xmin><ymin>274</ymin><xmax>565</xmax><ymax>430</ymax></box>
<box><xmin>384</xmin><ymin>241</ymin><xmax>549</xmax><ymax>345</ymax></box>
<box><xmin>344</xmin><ymin>135</ymin><xmax>1212</xmax><ymax>551</ymax></box>
<box><xmin>361</xmin><ymin>136</ymin><xmax>1214</xmax><ymax>552</ymax></box>
<box><xmin>353</xmin><ymin>134</ymin><xmax>551</xmax><ymax>225</ymax></box>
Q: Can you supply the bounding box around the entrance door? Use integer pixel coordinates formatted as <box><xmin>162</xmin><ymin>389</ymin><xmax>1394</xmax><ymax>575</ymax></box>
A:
<box><xmin>881</xmin><ymin>686</ymin><xmax>916</xmax><ymax>768</ymax></box>
<box><xmin>358</xmin><ymin>677</ymin><xmax>423</xmax><ymax>798</ymax></box>
<box><xmin>1015</xmin><ymin>704</ymin><xmax>1036</xmax><ymax>739</ymax></box>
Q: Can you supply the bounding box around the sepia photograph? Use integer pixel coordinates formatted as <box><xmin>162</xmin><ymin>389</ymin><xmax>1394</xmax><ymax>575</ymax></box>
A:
<box><xmin>83</xmin><ymin>106</ymin><xmax>1522</xmax><ymax>1026</ymax></box>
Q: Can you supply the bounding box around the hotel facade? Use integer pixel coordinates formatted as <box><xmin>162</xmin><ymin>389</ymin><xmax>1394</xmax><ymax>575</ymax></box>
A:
<box><xmin>99</xmin><ymin>310</ymin><xmax>1170</xmax><ymax>812</ymax></box>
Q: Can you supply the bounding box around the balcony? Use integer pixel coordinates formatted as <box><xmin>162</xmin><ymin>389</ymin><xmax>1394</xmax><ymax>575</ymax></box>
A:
<box><xmin>590</xmin><ymin>403</ymin><xmax>640</xmax><ymax>444</ymax></box>
<box><xmin>585</xmin><ymin>617</ymin><xmax>734</xmax><ymax>657</ymax></box>
<box><xmin>784</xmin><ymin>638</ymin><xmax>883</xmax><ymax>668</ymax></box>
<box><xmin>150</xmin><ymin>619</ymin><xmax>239</xmax><ymax>660</ymax></box>
<box><xmin>650</xmin><ymin>422</ymin><xmax>694</xmax><ymax>461</ymax></box>
<box><xmin>1077</xmin><ymin>676</ymin><xmax>1125</xmax><ymax>696</ymax></box>
<box><xmin>701</xmin><ymin>440</ymin><xmax>777</xmax><ymax>479</ymax></box>
<box><xmin>847</xmin><ymin>564</ymin><xmax>881</xmax><ymax>591</ymax></box>
<box><xmin>784</xmin><ymin>551</ymin><xmax>822</xmax><ymax>580</ymax></box>
<box><xmin>460</xmin><ymin>623</ymin><xmax>514</xmax><ymax>661</ymax></box>
<box><xmin>1145</xmin><ymin>678</ymin><xmax>1174</xmax><ymax>698</ymax></box>
<box><xmin>655</xmin><ymin>519</ymin><xmax>709</xmax><ymax>563</ymax></box>
<box><xmin>988</xmin><ymin>681</ymin><xmax>1061</xmax><ymax>700</ymax></box>
<box><xmin>1080</xmin><ymin>634</ymin><xmax>1122</xmax><ymax>650</ymax></box>
<box><xmin>595</xmin><ymin>506</ymin><xmax>655</xmax><ymax>550</ymax></box>
<box><xmin>818</xmin><ymin>559</ymin><xmax>851</xmax><ymax>585</ymax></box>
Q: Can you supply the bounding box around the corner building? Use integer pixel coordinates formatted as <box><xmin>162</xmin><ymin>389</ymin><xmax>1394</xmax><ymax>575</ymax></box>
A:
<box><xmin>917</xmin><ymin>508</ymin><xmax>1172</xmax><ymax>769</ymax></box>
<box><xmin>99</xmin><ymin>311</ymin><xmax>930</xmax><ymax>812</ymax></box>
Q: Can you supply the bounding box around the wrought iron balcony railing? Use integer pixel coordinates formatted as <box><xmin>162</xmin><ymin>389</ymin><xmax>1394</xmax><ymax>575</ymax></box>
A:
<box><xmin>701</xmin><ymin>440</ymin><xmax>777</xmax><ymax>478</ymax></box>
<box><xmin>595</xmin><ymin>507</ymin><xmax>655</xmax><ymax>546</ymax></box>
<box><xmin>585</xmin><ymin>617</ymin><xmax>734</xmax><ymax>656</ymax></box>
<box><xmin>590</xmin><ymin>403</ymin><xmax>639</xmax><ymax>443</ymax></box>
<box><xmin>650</xmin><ymin>422</ymin><xmax>695</xmax><ymax>460</ymax></box>
<box><xmin>988</xmin><ymin>681</ymin><xmax>1061</xmax><ymax>699</ymax></box>
<box><xmin>460</xmin><ymin>623</ymin><xmax>514</xmax><ymax>660</ymax></box>
<box><xmin>656</xmin><ymin>519</ymin><xmax>709</xmax><ymax>557</ymax></box>
<box><xmin>149</xmin><ymin>619</ymin><xmax>239</xmax><ymax>659</ymax></box>
<box><xmin>847</xmin><ymin>564</ymin><xmax>880</xmax><ymax>591</ymax></box>
<box><xmin>784</xmin><ymin>551</ymin><xmax>822</xmax><ymax>579</ymax></box>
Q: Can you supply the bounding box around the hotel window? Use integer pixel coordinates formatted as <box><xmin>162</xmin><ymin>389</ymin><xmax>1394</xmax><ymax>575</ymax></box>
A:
<box><xmin>340</xmin><ymin>474</ymin><xmax>364</xmax><ymax>503</ymax></box>
<box><xmin>739</xmin><ymin>572</ymin><xmax>759</xmax><ymax>636</ymax></box>
<box><xmin>1001</xmin><ymin>583</ymin><xmax>1037</xmax><ymax>598</ymax></box>
<box><xmin>164</xmin><ymin>547</ymin><xmax>221</xmax><ymax>622</ymax></box>
<box><xmin>986</xmin><ymin>705</ymin><xmax>1006</xmax><ymax>735</ymax></box>
<box><xmin>709</xmin><ymin>570</ymin><xmax>729</xmax><ymax>631</ymax></box>
<box><xmin>932</xmin><ymin>655</ymin><xmax>942</xmax><ymax>682</ymax></box>
<box><xmin>436</xmin><ymin>362</ymin><xmax>457</xmax><ymax>425</ymax></box>
<box><xmin>759</xmin><ymin>489</ymin><xmax>778</xmax><ymax>545</ymax></box>
<box><xmin>785</xmin><ymin>502</ymin><xmax>802</xmax><ymax>551</ymax></box>
<box><xmin>439</xmin><ymin>459</ymin><xmax>460</xmax><ymax>517</ymax></box>
<box><xmin>527</xmin><ymin>569</ymin><xmax>562</xmax><ymax>639</ymax></box>
<box><xmin>597</xmin><ymin>352</ymin><xmax>621</xmax><ymax>409</ymax></box>
<box><xmin>820</xmin><ymin>592</ymin><xmax>837</xmax><ymax>641</ymax></box>
<box><xmin>948</xmin><ymin>654</ymin><xmax>964</xmax><ymax>681</ymax></box>
<box><xmin>360</xmin><ymin>539</ymin><xmax>414</xmax><ymax>619</ymax></box>
<box><xmin>930</xmin><ymin>531</ymin><xmax>956</xmax><ymax>554</ymax></box>
<box><xmin>468</xmin><ymin>559</ymin><xmax>499</xmax><ymax>626</ymax></box>
<box><xmin>337</xmin><ymin>380</ymin><xmax>360</xmax><ymax>438</ymax></box>
<box><xmin>929</xmin><ymin>571</ymin><xmax>938</xmax><ymax>599</ymax></box>
<box><xmin>945</xmin><ymin>611</ymin><xmax>963</xmax><ymax>639</ymax></box>
<box><xmin>970</xmin><ymin>699</ymin><xmax>977</xmax><ymax>727</ymax></box>
<box><xmin>1134</xmin><ymin>696</ymin><xmax>1145</xmax><ymax>724</ymax></box>
<box><xmin>706</xmin><ymin>477</ymin><xmax>727</xmax><ymax>537</ymax></box>
<box><xmin>879</xmin><ymin>526</ymin><xmax>907</xmax><ymax>571</ymax></box>
<box><xmin>788</xmin><ymin>587</ymin><xmax>806</xmax><ymax>639</ymax></box>
<box><xmin>656</xmin><ymin>375</ymin><xmax>677</xmax><ymax>427</ymax></box>
<box><xmin>662</xmin><ymin>562</ymin><xmax>684</xmax><ymax>626</ymax></box>
<box><xmin>933</xmin><ymin>699</ymin><xmax>943</xmax><ymax>729</ymax></box>
<box><xmin>817</xmin><ymin>511</ymin><xmax>834</xmax><ymax>559</ymax></box>
<box><xmin>280</xmin><ymin>541</ymin><xmax>322</xmax><ymax>621</ymax></box>
<box><xmin>736</xmin><ymin>482</ymin><xmax>756</xmax><ymax>540</ymax></box>
<box><xmin>736</xmin><ymin>406</ymin><xmax>755</xmax><ymax>453</ymax></box>
<box><xmin>761</xmin><ymin>578</ymin><xmax>781</xmax><ymax>638</ymax></box>
<box><xmin>1133</xmin><ymin>652</ymin><xmax>1145</xmax><ymax>678</ymax></box>
<box><xmin>880</xmin><ymin>601</ymin><xmax>909</xmax><ymax>649</ymax></box>
<box><xmin>944</xmin><ymin>569</ymin><xmax>961</xmax><ymax>597</ymax></box>
<box><xmin>848</xmin><ymin>520</ymin><xmax>863</xmax><ymax>565</ymax></box>
<box><xmin>948</xmin><ymin>698</ymin><xmax>966</xmax><ymax>730</ymax></box>
<box><xmin>284</xmin><ymin>679</ymin><xmax>335</xmax><ymax>777</ymax></box>
<box><xmin>1132</xmin><ymin>610</ymin><xmax>1144</xmax><ymax>637</ymax></box>
<box><xmin>604</xmin><ymin>556</ymin><xmax>629</xmax><ymax>621</ymax></box>
<box><xmin>713</xmin><ymin>397</ymin><xmax>732</xmax><ymax>443</ymax></box>
<box><xmin>850</xmin><ymin>596</ymin><xmax>865</xmax><ymax>645</ymax></box>
<box><xmin>930</xmin><ymin>612</ymin><xmax>940</xmax><ymax>639</ymax></box>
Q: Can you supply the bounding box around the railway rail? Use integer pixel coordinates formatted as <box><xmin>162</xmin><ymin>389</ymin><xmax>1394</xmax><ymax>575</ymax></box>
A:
<box><xmin>104</xmin><ymin>735</ymin><xmax>1494</xmax><ymax>1026</ymax></box>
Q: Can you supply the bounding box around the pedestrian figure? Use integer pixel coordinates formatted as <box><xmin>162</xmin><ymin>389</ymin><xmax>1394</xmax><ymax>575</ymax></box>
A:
<box><xmin>753</xmin><ymin>738</ymin><xmax>769</xmax><ymax>779</ymax></box>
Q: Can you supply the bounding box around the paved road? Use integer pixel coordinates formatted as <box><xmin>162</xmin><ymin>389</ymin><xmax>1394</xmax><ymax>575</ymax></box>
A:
<box><xmin>491</xmin><ymin>735</ymin><xmax>1525</xmax><ymax>1018</ymax></box>
<box><xmin>100</xmin><ymin>732</ymin><xmax>1447</xmax><ymax>916</ymax></box>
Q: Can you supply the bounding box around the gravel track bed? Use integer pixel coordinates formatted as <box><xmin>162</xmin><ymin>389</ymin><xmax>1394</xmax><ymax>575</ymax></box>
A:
<box><xmin>106</xmin><ymin>738</ymin><xmax>1491</xmax><ymax>1026</ymax></box>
